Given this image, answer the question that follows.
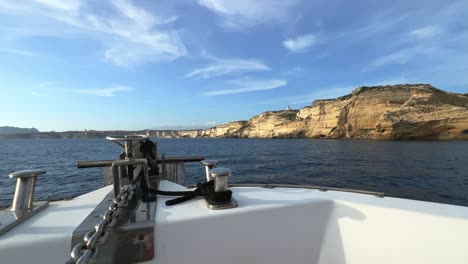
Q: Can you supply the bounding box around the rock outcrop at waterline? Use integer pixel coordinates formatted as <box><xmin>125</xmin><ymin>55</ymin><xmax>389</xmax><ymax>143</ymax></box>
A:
<box><xmin>201</xmin><ymin>84</ymin><xmax>468</xmax><ymax>140</ymax></box>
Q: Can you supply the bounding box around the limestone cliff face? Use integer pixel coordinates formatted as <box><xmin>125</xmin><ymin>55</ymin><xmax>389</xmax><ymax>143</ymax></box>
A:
<box><xmin>204</xmin><ymin>84</ymin><xmax>468</xmax><ymax>140</ymax></box>
<box><xmin>152</xmin><ymin>130</ymin><xmax>203</xmax><ymax>138</ymax></box>
<box><xmin>202</xmin><ymin>121</ymin><xmax>248</xmax><ymax>138</ymax></box>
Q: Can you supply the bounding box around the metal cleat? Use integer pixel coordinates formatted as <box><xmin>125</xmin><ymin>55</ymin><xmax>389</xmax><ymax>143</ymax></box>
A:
<box><xmin>0</xmin><ymin>169</ymin><xmax>49</xmax><ymax>236</ymax></box>
<box><xmin>201</xmin><ymin>159</ymin><xmax>219</xmax><ymax>181</ymax></box>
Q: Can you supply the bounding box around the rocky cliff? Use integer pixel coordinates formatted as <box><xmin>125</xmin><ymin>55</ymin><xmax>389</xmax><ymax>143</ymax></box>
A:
<box><xmin>2</xmin><ymin>84</ymin><xmax>466</xmax><ymax>140</ymax></box>
<box><xmin>152</xmin><ymin>130</ymin><xmax>203</xmax><ymax>138</ymax></box>
<box><xmin>202</xmin><ymin>84</ymin><xmax>468</xmax><ymax>140</ymax></box>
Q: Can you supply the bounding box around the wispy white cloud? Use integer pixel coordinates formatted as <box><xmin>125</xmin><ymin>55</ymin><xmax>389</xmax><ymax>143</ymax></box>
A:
<box><xmin>0</xmin><ymin>0</ymin><xmax>186</xmax><ymax>67</ymax></box>
<box><xmin>73</xmin><ymin>86</ymin><xmax>132</xmax><ymax>97</ymax></box>
<box><xmin>31</xmin><ymin>81</ymin><xmax>133</xmax><ymax>97</ymax></box>
<box><xmin>36</xmin><ymin>81</ymin><xmax>56</xmax><ymax>89</ymax></box>
<box><xmin>263</xmin><ymin>86</ymin><xmax>354</xmax><ymax>105</ymax></box>
<box><xmin>409</xmin><ymin>25</ymin><xmax>441</xmax><ymax>39</ymax></box>
<box><xmin>34</xmin><ymin>0</ymin><xmax>83</xmax><ymax>11</ymax></box>
<box><xmin>332</xmin><ymin>10</ymin><xmax>410</xmax><ymax>43</ymax></box>
<box><xmin>31</xmin><ymin>91</ymin><xmax>43</xmax><ymax>96</ymax></box>
<box><xmin>365</xmin><ymin>45</ymin><xmax>442</xmax><ymax>71</ymax></box>
<box><xmin>356</xmin><ymin>13</ymin><xmax>409</xmax><ymax>38</ymax></box>
<box><xmin>369</xmin><ymin>51</ymin><xmax>411</xmax><ymax>68</ymax></box>
<box><xmin>263</xmin><ymin>77</ymin><xmax>414</xmax><ymax>105</ymax></box>
<box><xmin>196</xmin><ymin>0</ymin><xmax>297</xmax><ymax>29</ymax></box>
<box><xmin>204</xmin><ymin>78</ymin><xmax>287</xmax><ymax>96</ymax></box>
<box><xmin>358</xmin><ymin>6</ymin><xmax>462</xmax><ymax>74</ymax></box>
<box><xmin>0</xmin><ymin>48</ymin><xmax>38</xmax><ymax>57</ymax></box>
<box><xmin>281</xmin><ymin>66</ymin><xmax>305</xmax><ymax>75</ymax></box>
<box><xmin>186</xmin><ymin>56</ymin><xmax>270</xmax><ymax>79</ymax></box>
<box><xmin>283</xmin><ymin>34</ymin><xmax>317</xmax><ymax>52</ymax></box>
<box><xmin>28</xmin><ymin>81</ymin><xmax>57</xmax><ymax>97</ymax></box>
<box><xmin>262</xmin><ymin>76</ymin><xmax>421</xmax><ymax>105</ymax></box>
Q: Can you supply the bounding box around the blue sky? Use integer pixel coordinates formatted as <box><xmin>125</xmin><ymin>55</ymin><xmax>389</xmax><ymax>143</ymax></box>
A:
<box><xmin>0</xmin><ymin>0</ymin><xmax>467</xmax><ymax>131</ymax></box>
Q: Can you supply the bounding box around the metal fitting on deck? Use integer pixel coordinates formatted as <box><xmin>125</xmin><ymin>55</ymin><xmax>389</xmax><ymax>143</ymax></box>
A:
<box><xmin>9</xmin><ymin>169</ymin><xmax>46</xmax><ymax>211</ymax></box>
<box><xmin>111</xmin><ymin>159</ymin><xmax>149</xmax><ymax>198</ymax></box>
<box><xmin>210</xmin><ymin>167</ymin><xmax>232</xmax><ymax>192</ymax></box>
<box><xmin>204</xmin><ymin>167</ymin><xmax>237</xmax><ymax>209</ymax></box>
<box><xmin>1</xmin><ymin>170</ymin><xmax>49</xmax><ymax>236</ymax></box>
<box><xmin>200</xmin><ymin>160</ymin><xmax>219</xmax><ymax>181</ymax></box>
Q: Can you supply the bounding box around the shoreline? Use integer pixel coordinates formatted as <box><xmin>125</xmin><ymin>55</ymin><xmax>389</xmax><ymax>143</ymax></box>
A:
<box><xmin>1</xmin><ymin>135</ymin><xmax>467</xmax><ymax>141</ymax></box>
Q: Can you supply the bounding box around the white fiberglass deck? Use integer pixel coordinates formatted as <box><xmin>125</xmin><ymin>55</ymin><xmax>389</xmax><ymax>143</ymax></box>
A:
<box><xmin>1</xmin><ymin>180</ymin><xmax>468</xmax><ymax>264</ymax></box>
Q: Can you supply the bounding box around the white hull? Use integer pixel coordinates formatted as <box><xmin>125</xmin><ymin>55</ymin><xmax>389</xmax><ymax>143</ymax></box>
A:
<box><xmin>1</xmin><ymin>180</ymin><xmax>467</xmax><ymax>264</ymax></box>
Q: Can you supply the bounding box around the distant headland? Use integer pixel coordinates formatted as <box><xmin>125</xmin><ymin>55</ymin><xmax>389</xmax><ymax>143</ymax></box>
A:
<box><xmin>0</xmin><ymin>126</ymin><xmax>39</xmax><ymax>135</ymax></box>
<box><xmin>2</xmin><ymin>84</ymin><xmax>467</xmax><ymax>140</ymax></box>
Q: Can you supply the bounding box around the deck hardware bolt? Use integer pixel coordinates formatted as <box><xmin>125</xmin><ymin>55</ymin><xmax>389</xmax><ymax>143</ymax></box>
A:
<box><xmin>210</xmin><ymin>167</ymin><xmax>232</xmax><ymax>192</ymax></box>
<box><xmin>200</xmin><ymin>160</ymin><xmax>219</xmax><ymax>181</ymax></box>
<box><xmin>9</xmin><ymin>169</ymin><xmax>46</xmax><ymax>211</ymax></box>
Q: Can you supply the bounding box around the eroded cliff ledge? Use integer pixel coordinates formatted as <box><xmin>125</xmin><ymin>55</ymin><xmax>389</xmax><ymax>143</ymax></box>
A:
<box><xmin>201</xmin><ymin>84</ymin><xmax>468</xmax><ymax>140</ymax></box>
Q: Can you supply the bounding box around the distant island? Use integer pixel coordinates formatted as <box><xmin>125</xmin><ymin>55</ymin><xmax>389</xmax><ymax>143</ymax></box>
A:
<box><xmin>2</xmin><ymin>84</ymin><xmax>467</xmax><ymax>140</ymax></box>
<box><xmin>0</xmin><ymin>126</ymin><xmax>39</xmax><ymax>135</ymax></box>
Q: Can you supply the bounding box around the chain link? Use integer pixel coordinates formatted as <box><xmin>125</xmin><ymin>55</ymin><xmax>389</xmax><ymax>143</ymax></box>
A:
<box><xmin>68</xmin><ymin>182</ymin><xmax>138</xmax><ymax>264</ymax></box>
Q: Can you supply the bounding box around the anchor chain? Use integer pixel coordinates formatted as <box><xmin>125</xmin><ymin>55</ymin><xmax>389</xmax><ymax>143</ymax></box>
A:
<box><xmin>67</xmin><ymin>182</ymin><xmax>138</xmax><ymax>264</ymax></box>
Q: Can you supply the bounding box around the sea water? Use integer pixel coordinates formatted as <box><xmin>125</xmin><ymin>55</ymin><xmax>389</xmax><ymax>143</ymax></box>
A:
<box><xmin>1</xmin><ymin>138</ymin><xmax>467</xmax><ymax>207</ymax></box>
